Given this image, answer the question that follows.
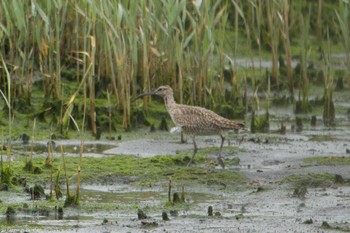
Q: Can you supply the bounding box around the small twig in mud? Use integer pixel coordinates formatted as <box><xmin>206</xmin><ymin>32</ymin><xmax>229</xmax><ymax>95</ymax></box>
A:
<box><xmin>208</xmin><ymin>206</ymin><xmax>213</xmax><ymax>216</ymax></box>
<box><xmin>137</xmin><ymin>209</ymin><xmax>147</xmax><ymax>220</ymax></box>
<box><xmin>162</xmin><ymin>211</ymin><xmax>169</xmax><ymax>221</ymax></box>
<box><xmin>168</xmin><ymin>177</ymin><xmax>172</xmax><ymax>203</ymax></box>
<box><xmin>181</xmin><ymin>186</ymin><xmax>185</xmax><ymax>202</ymax></box>
<box><xmin>292</xmin><ymin>186</ymin><xmax>308</xmax><ymax>199</ymax></box>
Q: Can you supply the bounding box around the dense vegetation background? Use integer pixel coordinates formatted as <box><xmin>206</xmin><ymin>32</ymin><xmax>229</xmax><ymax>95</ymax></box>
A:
<box><xmin>0</xmin><ymin>0</ymin><xmax>349</xmax><ymax>136</ymax></box>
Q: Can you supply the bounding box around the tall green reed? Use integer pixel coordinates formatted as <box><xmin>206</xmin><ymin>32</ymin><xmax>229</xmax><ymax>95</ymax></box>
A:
<box><xmin>0</xmin><ymin>57</ymin><xmax>12</xmax><ymax>172</ymax></box>
<box><xmin>297</xmin><ymin>7</ymin><xmax>311</xmax><ymax>113</ymax></box>
<box><xmin>322</xmin><ymin>29</ymin><xmax>335</xmax><ymax>126</ymax></box>
<box><xmin>335</xmin><ymin>0</ymin><xmax>350</xmax><ymax>85</ymax></box>
<box><xmin>265</xmin><ymin>1</ymin><xmax>280</xmax><ymax>89</ymax></box>
<box><xmin>0</xmin><ymin>0</ymin><xmax>348</xmax><ymax>133</ymax></box>
<box><xmin>279</xmin><ymin>0</ymin><xmax>294</xmax><ymax>99</ymax></box>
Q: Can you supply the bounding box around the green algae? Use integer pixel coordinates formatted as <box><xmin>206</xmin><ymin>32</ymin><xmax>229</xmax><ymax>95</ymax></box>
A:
<box><xmin>3</xmin><ymin>144</ymin><xmax>246</xmax><ymax>196</ymax></box>
<box><xmin>111</xmin><ymin>150</ymin><xmax>245</xmax><ymax>186</ymax></box>
<box><xmin>308</xmin><ymin>135</ymin><xmax>339</xmax><ymax>142</ymax></box>
<box><xmin>321</xmin><ymin>221</ymin><xmax>350</xmax><ymax>232</ymax></box>
<box><xmin>280</xmin><ymin>173</ymin><xmax>339</xmax><ymax>188</ymax></box>
<box><xmin>303</xmin><ymin>156</ymin><xmax>350</xmax><ymax>165</ymax></box>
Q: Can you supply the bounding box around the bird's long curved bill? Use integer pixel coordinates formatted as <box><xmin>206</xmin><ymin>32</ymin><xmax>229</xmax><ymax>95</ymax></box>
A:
<box><xmin>131</xmin><ymin>92</ymin><xmax>154</xmax><ymax>102</ymax></box>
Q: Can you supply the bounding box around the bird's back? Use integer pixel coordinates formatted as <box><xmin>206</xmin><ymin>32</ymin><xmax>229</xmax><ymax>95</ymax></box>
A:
<box><xmin>167</xmin><ymin>104</ymin><xmax>244</xmax><ymax>135</ymax></box>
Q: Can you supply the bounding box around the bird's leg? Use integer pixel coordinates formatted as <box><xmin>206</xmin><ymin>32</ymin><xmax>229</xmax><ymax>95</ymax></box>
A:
<box><xmin>218</xmin><ymin>134</ymin><xmax>225</xmax><ymax>169</ymax></box>
<box><xmin>219</xmin><ymin>134</ymin><xmax>225</xmax><ymax>153</ymax></box>
<box><xmin>187</xmin><ymin>136</ymin><xmax>197</xmax><ymax>167</ymax></box>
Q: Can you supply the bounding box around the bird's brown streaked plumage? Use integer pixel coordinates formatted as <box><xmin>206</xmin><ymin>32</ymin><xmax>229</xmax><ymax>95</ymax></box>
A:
<box><xmin>132</xmin><ymin>85</ymin><xmax>245</xmax><ymax>168</ymax></box>
<box><xmin>169</xmin><ymin>105</ymin><xmax>244</xmax><ymax>135</ymax></box>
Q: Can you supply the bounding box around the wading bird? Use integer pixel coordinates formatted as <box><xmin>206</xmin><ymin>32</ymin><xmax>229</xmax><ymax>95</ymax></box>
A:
<box><xmin>132</xmin><ymin>85</ymin><xmax>244</xmax><ymax>168</ymax></box>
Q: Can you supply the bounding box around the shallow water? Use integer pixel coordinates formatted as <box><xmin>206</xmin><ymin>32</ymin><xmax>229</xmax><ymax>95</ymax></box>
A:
<box><xmin>12</xmin><ymin>141</ymin><xmax>116</xmax><ymax>154</ymax></box>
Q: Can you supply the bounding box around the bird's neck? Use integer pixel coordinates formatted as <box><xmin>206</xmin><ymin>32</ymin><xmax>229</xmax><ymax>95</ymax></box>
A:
<box><xmin>164</xmin><ymin>94</ymin><xmax>176</xmax><ymax>108</ymax></box>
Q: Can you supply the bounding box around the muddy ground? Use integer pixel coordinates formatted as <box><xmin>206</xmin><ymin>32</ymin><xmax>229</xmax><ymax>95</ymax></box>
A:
<box><xmin>1</xmin><ymin>118</ymin><xmax>350</xmax><ymax>233</ymax></box>
<box><xmin>2</xmin><ymin>87</ymin><xmax>350</xmax><ymax>233</ymax></box>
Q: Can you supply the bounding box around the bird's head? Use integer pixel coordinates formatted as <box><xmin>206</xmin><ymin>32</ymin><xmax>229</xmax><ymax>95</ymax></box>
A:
<box><xmin>131</xmin><ymin>85</ymin><xmax>173</xmax><ymax>101</ymax></box>
<box><xmin>151</xmin><ymin>85</ymin><xmax>173</xmax><ymax>97</ymax></box>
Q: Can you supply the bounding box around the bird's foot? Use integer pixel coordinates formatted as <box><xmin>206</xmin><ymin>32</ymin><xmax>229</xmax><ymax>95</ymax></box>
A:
<box><xmin>217</xmin><ymin>156</ymin><xmax>225</xmax><ymax>169</ymax></box>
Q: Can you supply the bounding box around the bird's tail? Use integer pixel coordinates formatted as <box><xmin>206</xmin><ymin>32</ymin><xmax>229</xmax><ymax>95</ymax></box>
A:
<box><xmin>235</xmin><ymin>122</ymin><xmax>245</xmax><ymax>130</ymax></box>
<box><xmin>220</xmin><ymin>117</ymin><xmax>245</xmax><ymax>130</ymax></box>
<box><xmin>232</xmin><ymin>122</ymin><xmax>245</xmax><ymax>132</ymax></box>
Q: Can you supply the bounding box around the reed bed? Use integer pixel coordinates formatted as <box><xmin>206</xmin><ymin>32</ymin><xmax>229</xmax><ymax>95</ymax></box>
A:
<box><xmin>0</xmin><ymin>0</ymin><xmax>348</xmax><ymax>132</ymax></box>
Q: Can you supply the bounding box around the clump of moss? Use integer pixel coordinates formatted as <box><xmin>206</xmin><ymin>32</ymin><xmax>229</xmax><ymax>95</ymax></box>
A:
<box><xmin>250</xmin><ymin>111</ymin><xmax>269</xmax><ymax>133</ymax></box>
<box><xmin>303</xmin><ymin>219</ymin><xmax>313</xmax><ymax>224</ymax></box>
<box><xmin>64</xmin><ymin>193</ymin><xmax>79</xmax><ymax>207</ymax></box>
<box><xmin>137</xmin><ymin>208</ymin><xmax>147</xmax><ymax>220</ymax></box>
<box><xmin>13</xmin><ymin>97</ymin><xmax>32</xmax><ymax>113</ymax></box>
<box><xmin>33</xmin><ymin>166</ymin><xmax>43</xmax><ymax>174</ymax></box>
<box><xmin>295</xmin><ymin>100</ymin><xmax>309</xmax><ymax>114</ymax></box>
<box><xmin>272</xmin><ymin>95</ymin><xmax>290</xmax><ymax>106</ymax></box>
<box><xmin>304</xmin><ymin>156</ymin><xmax>350</xmax><ymax>166</ymax></box>
<box><xmin>334</xmin><ymin>174</ymin><xmax>345</xmax><ymax>184</ymax></box>
<box><xmin>0</xmin><ymin>166</ymin><xmax>13</xmax><ymax>185</ymax></box>
<box><xmin>214</xmin><ymin>211</ymin><xmax>221</xmax><ymax>217</ymax></box>
<box><xmin>256</xmin><ymin>186</ymin><xmax>266</xmax><ymax>192</ymax></box>
<box><xmin>335</xmin><ymin>76</ymin><xmax>344</xmax><ymax>91</ymax></box>
<box><xmin>57</xmin><ymin>207</ymin><xmax>64</xmax><ymax>219</ymax></box>
<box><xmin>23</xmin><ymin>160</ymin><xmax>43</xmax><ymax>175</ymax></box>
<box><xmin>323</xmin><ymin>92</ymin><xmax>335</xmax><ymax>127</ymax></box>
<box><xmin>5</xmin><ymin>206</ymin><xmax>16</xmax><ymax>220</ymax></box>
<box><xmin>131</xmin><ymin>109</ymin><xmax>150</xmax><ymax>128</ymax></box>
<box><xmin>169</xmin><ymin>210</ymin><xmax>178</xmax><ymax>217</ymax></box>
<box><xmin>279</xmin><ymin>122</ymin><xmax>287</xmax><ymax>134</ymax></box>
<box><xmin>158</xmin><ymin>117</ymin><xmax>169</xmax><ymax>131</ymax></box>
<box><xmin>0</xmin><ymin>183</ymin><xmax>9</xmax><ymax>191</ymax></box>
<box><xmin>11</xmin><ymin>176</ymin><xmax>26</xmax><ymax>187</ymax></box>
<box><xmin>295</xmin><ymin>117</ymin><xmax>303</xmax><ymax>132</ymax></box>
<box><xmin>172</xmin><ymin>192</ymin><xmax>183</xmax><ymax>204</ymax></box>
<box><xmin>280</xmin><ymin>173</ymin><xmax>336</xmax><ymax>188</ymax></box>
<box><xmin>21</xmin><ymin>133</ymin><xmax>30</xmax><ymax>144</ymax></box>
<box><xmin>321</xmin><ymin>221</ymin><xmax>350</xmax><ymax>232</ymax></box>
<box><xmin>214</xmin><ymin>104</ymin><xmax>245</xmax><ymax>119</ymax></box>
<box><xmin>310</xmin><ymin>115</ymin><xmax>317</xmax><ymax>127</ymax></box>
<box><xmin>26</xmin><ymin>184</ymin><xmax>46</xmax><ymax>199</ymax></box>
<box><xmin>208</xmin><ymin>206</ymin><xmax>213</xmax><ymax>216</ymax></box>
<box><xmin>321</xmin><ymin>221</ymin><xmax>332</xmax><ymax>229</ymax></box>
<box><xmin>23</xmin><ymin>160</ymin><xmax>34</xmax><ymax>172</ymax></box>
<box><xmin>111</xmin><ymin>150</ymin><xmax>245</xmax><ymax>187</ymax></box>
<box><xmin>292</xmin><ymin>186</ymin><xmax>308</xmax><ymax>199</ymax></box>
<box><xmin>162</xmin><ymin>211</ymin><xmax>169</xmax><ymax>221</ymax></box>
